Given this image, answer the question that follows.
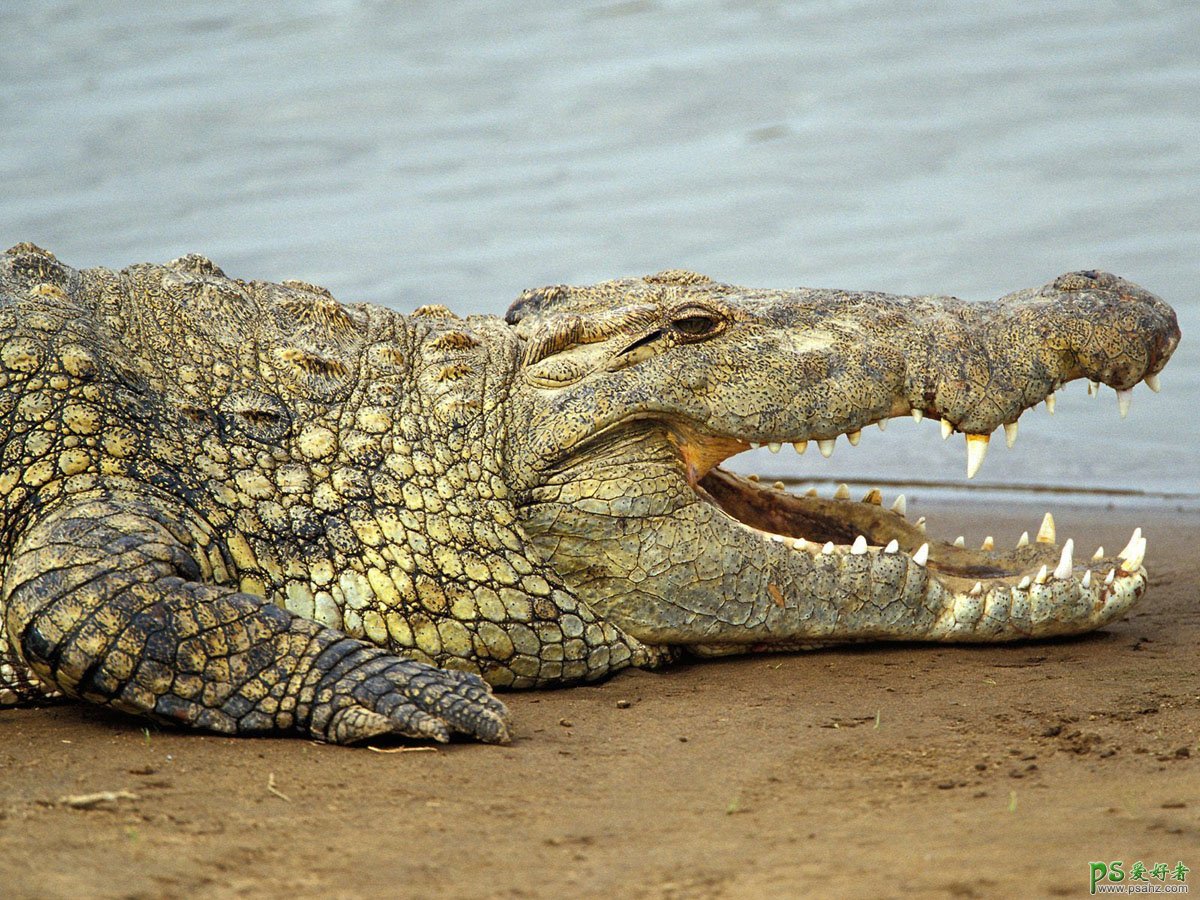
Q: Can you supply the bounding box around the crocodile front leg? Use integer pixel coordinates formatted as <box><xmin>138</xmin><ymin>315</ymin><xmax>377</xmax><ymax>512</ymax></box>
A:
<box><xmin>1</xmin><ymin>493</ymin><xmax>509</xmax><ymax>744</ymax></box>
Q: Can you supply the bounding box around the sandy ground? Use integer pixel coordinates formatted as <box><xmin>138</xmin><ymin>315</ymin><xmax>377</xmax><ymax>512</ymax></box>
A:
<box><xmin>1</xmin><ymin>500</ymin><xmax>1197</xmax><ymax>899</ymax></box>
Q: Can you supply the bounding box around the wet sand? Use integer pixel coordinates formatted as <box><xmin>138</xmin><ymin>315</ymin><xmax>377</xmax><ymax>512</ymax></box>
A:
<box><xmin>2</xmin><ymin>499</ymin><xmax>1197</xmax><ymax>899</ymax></box>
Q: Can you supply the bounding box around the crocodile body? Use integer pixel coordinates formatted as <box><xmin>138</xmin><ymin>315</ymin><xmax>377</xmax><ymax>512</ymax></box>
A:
<box><xmin>0</xmin><ymin>244</ymin><xmax>1180</xmax><ymax>743</ymax></box>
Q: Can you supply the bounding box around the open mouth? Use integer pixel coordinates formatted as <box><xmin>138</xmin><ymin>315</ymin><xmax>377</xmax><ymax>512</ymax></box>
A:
<box><xmin>667</xmin><ymin>410</ymin><xmax>1149</xmax><ymax>640</ymax></box>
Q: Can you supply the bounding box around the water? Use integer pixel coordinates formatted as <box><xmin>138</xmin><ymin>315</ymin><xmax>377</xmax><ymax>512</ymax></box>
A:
<box><xmin>2</xmin><ymin>1</ymin><xmax>1197</xmax><ymax>503</ymax></box>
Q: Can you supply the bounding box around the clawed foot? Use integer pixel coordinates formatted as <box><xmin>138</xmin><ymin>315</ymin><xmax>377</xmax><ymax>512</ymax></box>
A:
<box><xmin>311</xmin><ymin>651</ymin><xmax>510</xmax><ymax>745</ymax></box>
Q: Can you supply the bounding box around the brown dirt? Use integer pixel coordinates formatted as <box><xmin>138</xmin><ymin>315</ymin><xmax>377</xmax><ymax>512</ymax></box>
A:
<box><xmin>1</xmin><ymin>501</ymin><xmax>1197</xmax><ymax>899</ymax></box>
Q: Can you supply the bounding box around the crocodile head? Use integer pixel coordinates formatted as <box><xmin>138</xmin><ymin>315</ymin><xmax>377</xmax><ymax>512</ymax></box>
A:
<box><xmin>505</xmin><ymin>270</ymin><xmax>1180</xmax><ymax>649</ymax></box>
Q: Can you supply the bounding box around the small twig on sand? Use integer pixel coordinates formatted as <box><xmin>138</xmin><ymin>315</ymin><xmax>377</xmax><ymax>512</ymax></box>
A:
<box><xmin>266</xmin><ymin>772</ymin><xmax>291</xmax><ymax>802</ymax></box>
<box><xmin>58</xmin><ymin>790</ymin><xmax>139</xmax><ymax>809</ymax></box>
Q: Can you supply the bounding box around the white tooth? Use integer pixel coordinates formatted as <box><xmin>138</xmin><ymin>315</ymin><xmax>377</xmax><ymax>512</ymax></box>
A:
<box><xmin>891</xmin><ymin>494</ymin><xmax>907</xmax><ymax>516</ymax></box>
<box><xmin>1145</xmin><ymin>373</ymin><xmax>1161</xmax><ymax>393</ymax></box>
<box><xmin>877</xmin><ymin>419</ymin><xmax>887</xmax><ymax>432</ymax></box>
<box><xmin>834</xmin><ymin>483</ymin><xmax>850</xmax><ymax>500</ymax></box>
<box><xmin>1081</xmin><ymin>570</ymin><xmax>1091</xmax><ymax>588</ymax></box>
<box><xmin>851</xmin><ymin>535</ymin><xmax>868</xmax><ymax>555</ymax></box>
<box><xmin>1092</xmin><ymin>546</ymin><xmax>1104</xmax><ymax>560</ymax></box>
<box><xmin>911</xmin><ymin>409</ymin><xmax>924</xmax><ymax>423</ymax></box>
<box><xmin>805</xmin><ymin>487</ymin><xmax>819</xmax><ymax>497</ymax></box>
<box><xmin>751</xmin><ymin>442</ymin><xmax>762</xmax><ymax>449</ymax></box>
<box><xmin>773</xmin><ymin>481</ymin><xmax>786</xmax><ymax>490</ymax></box>
<box><xmin>884</xmin><ymin>539</ymin><xmax>899</xmax><ymax>554</ymax></box>
<box><xmin>915</xmin><ymin>516</ymin><xmax>927</xmax><ymax>534</ymax></box>
<box><xmin>1017</xmin><ymin>531</ymin><xmax>1030</xmax><ymax>548</ymax></box>
<box><xmin>1036</xmin><ymin>512</ymin><xmax>1056</xmax><ymax>544</ymax></box>
<box><xmin>912</xmin><ymin>543</ymin><xmax>929</xmax><ymax>566</ymax></box>
<box><xmin>792</xmin><ymin>440</ymin><xmax>808</xmax><ymax>455</ymax></box>
<box><xmin>1045</xmin><ymin>392</ymin><xmax>1056</xmax><ymax>414</ymax></box>
<box><xmin>1003</xmin><ymin>421</ymin><xmax>1018</xmax><ymax>449</ymax></box>
<box><xmin>847</xmin><ymin>430</ymin><xmax>862</xmax><ymax>446</ymax></box>
<box><xmin>981</xmin><ymin>536</ymin><xmax>994</xmax><ymax>551</ymax></box>
<box><xmin>793</xmin><ymin>537</ymin><xmax>809</xmax><ymax>550</ymax></box>
<box><xmin>1117</xmin><ymin>388</ymin><xmax>1132</xmax><ymax>419</ymax></box>
<box><xmin>965</xmin><ymin>433</ymin><xmax>989</xmax><ymax>479</ymax></box>
<box><xmin>1034</xmin><ymin>564</ymin><xmax>1049</xmax><ymax>585</ymax></box>
<box><xmin>1053</xmin><ymin>538</ymin><xmax>1074</xmax><ymax>580</ymax></box>
<box><xmin>969</xmin><ymin>582</ymin><xmax>983</xmax><ymax>596</ymax></box>
<box><xmin>862</xmin><ymin>488</ymin><xmax>882</xmax><ymax>505</ymax></box>
<box><xmin>1119</xmin><ymin>537</ymin><xmax>1146</xmax><ymax>572</ymax></box>
<box><xmin>768</xmin><ymin>441</ymin><xmax>782</xmax><ymax>453</ymax></box>
<box><xmin>770</xmin><ymin>534</ymin><xmax>786</xmax><ymax>543</ymax></box>
<box><xmin>822</xmin><ymin>541</ymin><xmax>835</xmax><ymax>555</ymax></box>
<box><xmin>1017</xmin><ymin>576</ymin><xmax>1031</xmax><ymax>590</ymax></box>
<box><xmin>953</xmin><ymin>535</ymin><xmax>965</xmax><ymax>548</ymax></box>
<box><xmin>1087</xmin><ymin>380</ymin><xmax>1098</xmax><ymax>396</ymax></box>
<box><xmin>817</xmin><ymin>439</ymin><xmax>836</xmax><ymax>458</ymax></box>
<box><xmin>1117</xmin><ymin>527</ymin><xmax>1143</xmax><ymax>559</ymax></box>
<box><xmin>940</xmin><ymin>418</ymin><xmax>953</xmax><ymax>440</ymax></box>
<box><xmin>1105</xmin><ymin>568</ymin><xmax>1115</xmax><ymax>585</ymax></box>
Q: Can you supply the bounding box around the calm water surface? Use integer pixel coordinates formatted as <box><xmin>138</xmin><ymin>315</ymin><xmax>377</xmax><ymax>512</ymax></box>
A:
<box><xmin>2</xmin><ymin>1</ymin><xmax>1197</xmax><ymax>503</ymax></box>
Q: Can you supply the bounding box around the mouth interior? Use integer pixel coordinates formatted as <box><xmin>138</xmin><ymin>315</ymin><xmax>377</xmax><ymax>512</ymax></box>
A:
<box><xmin>697</xmin><ymin>466</ymin><xmax>1018</xmax><ymax>580</ymax></box>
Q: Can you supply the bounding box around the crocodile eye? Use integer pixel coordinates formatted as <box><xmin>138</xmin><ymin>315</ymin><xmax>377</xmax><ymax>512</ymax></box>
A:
<box><xmin>671</xmin><ymin>310</ymin><xmax>724</xmax><ymax>340</ymax></box>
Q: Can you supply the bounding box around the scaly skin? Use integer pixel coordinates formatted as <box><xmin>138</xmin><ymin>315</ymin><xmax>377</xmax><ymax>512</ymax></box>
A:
<box><xmin>0</xmin><ymin>246</ymin><xmax>1180</xmax><ymax>744</ymax></box>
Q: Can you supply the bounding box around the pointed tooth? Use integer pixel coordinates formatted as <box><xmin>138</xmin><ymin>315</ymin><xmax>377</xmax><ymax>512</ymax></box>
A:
<box><xmin>911</xmin><ymin>409</ymin><xmax>924</xmax><ymax>423</ymax></box>
<box><xmin>1053</xmin><ymin>538</ymin><xmax>1074</xmax><ymax>580</ymax></box>
<box><xmin>1036</xmin><ymin>512</ymin><xmax>1056</xmax><ymax>544</ymax></box>
<box><xmin>834</xmin><ymin>483</ymin><xmax>850</xmax><ymax>500</ymax></box>
<box><xmin>915</xmin><ymin>516</ymin><xmax>927</xmax><ymax>534</ymax></box>
<box><xmin>884</xmin><ymin>539</ymin><xmax>899</xmax><ymax>554</ymax></box>
<box><xmin>862</xmin><ymin>488</ymin><xmax>882</xmax><ymax>505</ymax></box>
<box><xmin>1081</xmin><ymin>570</ymin><xmax>1091</xmax><ymax>588</ymax></box>
<box><xmin>1087</xmin><ymin>380</ymin><xmax>1098</xmax><ymax>396</ymax></box>
<box><xmin>1034</xmin><ymin>564</ymin><xmax>1049</xmax><ymax>585</ymax></box>
<box><xmin>805</xmin><ymin>488</ymin><xmax>819</xmax><ymax>497</ymax></box>
<box><xmin>877</xmin><ymin>419</ymin><xmax>887</xmax><ymax>432</ymax></box>
<box><xmin>1003</xmin><ymin>421</ymin><xmax>1018</xmax><ymax>449</ymax></box>
<box><xmin>851</xmin><ymin>535</ymin><xmax>868</xmax><ymax>555</ymax></box>
<box><xmin>1117</xmin><ymin>527</ymin><xmax>1143</xmax><ymax>559</ymax></box>
<box><xmin>1145</xmin><ymin>372</ymin><xmax>1161</xmax><ymax>393</ymax></box>
<box><xmin>953</xmin><ymin>535</ymin><xmax>965</xmax><ymax>548</ymax></box>
<box><xmin>747</xmin><ymin>473</ymin><xmax>760</xmax><ymax>482</ymax></box>
<box><xmin>847</xmin><ymin>430</ymin><xmax>862</xmax><ymax>446</ymax></box>
<box><xmin>768</xmin><ymin>441</ymin><xmax>782</xmax><ymax>453</ymax></box>
<box><xmin>1092</xmin><ymin>546</ymin><xmax>1104</xmax><ymax>560</ymax></box>
<box><xmin>969</xmin><ymin>581</ymin><xmax>983</xmax><ymax>596</ymax></box>
<box><xmin>817</xmin><ymin>439</ymin><xmax>836</xmax><ymax>458</ymax></box>
<box><xmin>1017</xmin><ymin>531</ymin><xmax>1030</xmax><ymax>548</ymax></box>
<box><xmin>891</xmin><ymin>494</ymin><xmax>907</xmax><ymax>516</ymax></box>
<box><xmin>1045</xmin><ymin>392</ymin><xmax>1056</xmax><ymax>414</ymax></box>
<box><xmin>940</xmin><ymin>418</ymin><xmax>953</xmax><ymax>440</ymax></box>
<box><xmin>965</xmin><ymin>433</ymin><xmax>989</xmax><ymax>479</ymax></box>
<box><xmin>1119</xmin><ymin>537</ymin><xmax>1146</xmax><ymax>572</ymax></box>
<box><xmin>770</xmin><ymin>534</ymin><xmax>786</xmax><ymax>543</ymax></box>
<box><xmin>912</xmin><ymin>543</ymin><xmax>929</xmax><ymax>566</ymax></box>
<box><xmin>1116</xmin><ymin>388</ymin><xmax>1132</xmax><ymax>419</ymax></box>
<box><xmin>751</xmin><ymin>442</ymin><xmax>763</xmax><ymax>449</ymax></box>
<box><xmin>821</xmin><ymin>541</ymin><xmax>835</xmax><ymax>555</ymax></box>
<box><xmin>981</xmin><ymin>536</ymin><xmax>994</xmax><ymax>551</ymax></box>
<box><xmin>793</xmin><ymin>537</ymin><xmax>809</xmax><ymax>550</ymax></box>
<box><xmin>772</xmin><ymin>481</ymin><xmax>786</xmax><ymax>490</ymax></box>
<box><xmin>792</xmin><ymin>440</ymin><xmax>808</xmax><ymax>455</ymax></box>
<box><xmin>1017</xmin><ymin>576</ymin><xmax>1031</xmax><ymax>590</ymax></box>
<box><xmin>1105</xmin><ymin>568</ymin><xmax>1115</xmax><ymax>585</ymax></box>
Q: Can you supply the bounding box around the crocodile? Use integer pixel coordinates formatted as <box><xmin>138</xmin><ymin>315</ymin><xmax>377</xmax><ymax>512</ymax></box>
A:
<box><xmin>0</xmin><ymin>244</ymin><xmax>1180</xmax><ymax>745</ymax></box>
